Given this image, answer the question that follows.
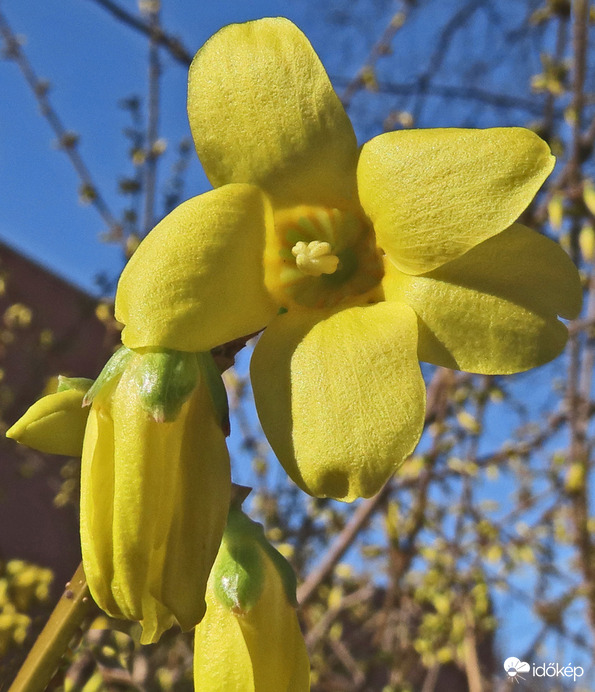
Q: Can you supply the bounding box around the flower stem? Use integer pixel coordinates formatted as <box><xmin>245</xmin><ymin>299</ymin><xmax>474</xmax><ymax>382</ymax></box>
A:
<box><xmin>9</xmin><ymin>562</ymin><xmax>92</xmax><ymax>692</ymax></box>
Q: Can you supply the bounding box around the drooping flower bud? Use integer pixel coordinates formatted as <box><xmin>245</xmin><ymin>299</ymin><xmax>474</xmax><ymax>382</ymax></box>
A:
<box><xmin>194</xmin><ymin>506</ymin><xmax>310</xmax><ymax>691</ymax></box>
<box><xmin>81</xmin><ymin>346</ymin><xmax>231</xmax><ymax>643</ymax></box>
<box><xmin>6</xmin><ymin>376</ymin><xmax>94</xmax><ymax>456</ymax></box>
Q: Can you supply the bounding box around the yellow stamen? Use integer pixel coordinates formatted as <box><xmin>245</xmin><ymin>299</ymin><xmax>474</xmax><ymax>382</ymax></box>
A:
<box><xmin>291</xmin><ymin>240</ymin><xmax>340</xmax><ymax>277</ymax></box>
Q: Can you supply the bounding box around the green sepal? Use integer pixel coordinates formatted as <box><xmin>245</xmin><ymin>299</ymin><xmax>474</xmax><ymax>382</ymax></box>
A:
<box><xmin>132</xmin><ymin>349</ymin><xmax>200</xmax><ymax>423</ymax></box>
<box><xmin>83</xmin><ymin>346</ymin><xmax>134</xmax><ymax>406</ymax></box>
<box><xmin>198</xmin><ymin>351</ymin><xmax>230</xmax><ymax>435</ymax></box>
<box><xmin>213</xmin><ymin>539</ymin><xmax>264</xmax><ymax>614</ymax></box>
<box><xmin>212</xmin><ymin>507</ymin><xmax>298</xmax><ymax>613</ymax></box>
<box><xmin>57</xmin><ymin>376</ymin><xmax>94</xmax><ymax>393</ymax></box>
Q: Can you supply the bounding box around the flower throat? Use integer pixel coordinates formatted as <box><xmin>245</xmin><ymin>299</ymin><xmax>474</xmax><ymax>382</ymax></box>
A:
<box><xmin>265</xmin><ymin>205</ymin><xmax>384</xmax><ymax>310</ymax></box>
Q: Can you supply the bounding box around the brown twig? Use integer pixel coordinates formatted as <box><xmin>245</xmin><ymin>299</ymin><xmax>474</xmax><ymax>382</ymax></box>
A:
<box><xmin>463</xmin><ymin>602</ymin><xmax>483</xmax><ymax>692</ymax></box>
<box><xmin>141</xmin><ymin>4</ymin><xmax>161</xmax><ymax>235</ymax></box>
<box><xmin>341</xmin><ymin>4</ymin><xmax>410</xmax><ymax>110</ymax></box>
<box><xmin>0</xmin><ymin>7</ymin><xmax>120</xmax><ymax>236</ymax></box>
<box><xmin>86</xmin><ymin>0</ymin><xmax>193</xmax><ymax>66</ymax></box>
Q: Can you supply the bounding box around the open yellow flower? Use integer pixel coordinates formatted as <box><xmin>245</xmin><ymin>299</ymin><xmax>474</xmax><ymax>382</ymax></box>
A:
<box><xmin>115</xmin><ymin>18</ymin><xmax>582</xmax><ymax>502</ymax></box>
<box><xmin>194</xmin><ymin>505</ymin><xmax>310</xmax><ymax>691</ymax></box>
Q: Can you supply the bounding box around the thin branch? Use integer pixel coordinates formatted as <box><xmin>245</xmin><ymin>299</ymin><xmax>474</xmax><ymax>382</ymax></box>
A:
<box><xmin>568</xmin><ymin>0</ymin><xmax>589</xmax><ymax>183</ymax></box>
<box><xmin>0</xmin><ymin>7</ymin><xmax>120</xmax><ymax>236</ymax></box>
<box><xmin>463</xmin><ymin>602</ymin><xmax>483</xmax><ymax>692</ymax></box>
<box><xmin>542</xmin><ymin>11</ymin><xmax>569</xmax><ymax>137</ymax></box>
<box><xmin>341</xmin><ymin>3</ymin><xmax>410</xmax><ymax>109</ymax></box>
<box><xmin>141</xmin><ymin>4</ymin><xmax>161</xmax><ymax>235</ymax></box>
<box><xmin>410</xmin><ymin>0</ymin><xmax>486</xmax><ymax>123</ymax></box>
<box><xmin>86</xmin><ymin>0</ymin><xmax>193</xmax><ymax>66</ymax></box>
<box><xmin>566</xmin><ymin>0</ymin><xmax>595</xmax><ymax>636</ymax></box>
<box><xmin>333</xmin><ymin>76</ymin><xmax>558</xmax><ymax>116</ymax></box>
<box><xmin>8</xmin><ymin>564</ymin><xmax>93</xmax><ymax>692</ymax></box>
<box><xmin>297</xmin><ymin>482</ymin><xmax>390</xmax><ymax>606</ymax></box>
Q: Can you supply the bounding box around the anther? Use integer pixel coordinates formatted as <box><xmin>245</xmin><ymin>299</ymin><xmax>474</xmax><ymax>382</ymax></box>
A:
<box><xmin>291</xmin><ymin>240</ymin><xmax>340</xmax><ymax>277</ymax></box>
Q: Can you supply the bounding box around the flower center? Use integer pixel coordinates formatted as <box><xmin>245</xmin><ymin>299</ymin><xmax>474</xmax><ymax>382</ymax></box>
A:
<box><xmin>264</xmin><ymin>204</ymin><xmax>384</xmax><ymax>310</ymax></box>
<box><xmin>291</xmin><ymin>241</ymin><xmax>340</xmax><ymax>277</ymax></box>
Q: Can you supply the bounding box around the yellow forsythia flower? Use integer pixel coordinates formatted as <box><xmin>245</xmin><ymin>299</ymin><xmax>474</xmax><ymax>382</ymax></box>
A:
<box><xmin>194</xmin><ymin>506</ymin><xmax>310</xmax><ymax>691</ymax></box>
<box><xmin>114</xmin><ymin>18</ymin><xmax>582</xmax><ymax>502</ymax></box>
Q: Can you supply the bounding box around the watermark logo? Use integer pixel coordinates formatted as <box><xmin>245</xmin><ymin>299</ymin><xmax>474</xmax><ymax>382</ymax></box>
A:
<box><xmin>503</xmin><ymin>657</ymin><xmax>584</xmax><ymax>684</ymax></box>
<box><xmin>503</xmin><ymin>657</ymin><xmax>530</xmax><ymax>682</ymax></box>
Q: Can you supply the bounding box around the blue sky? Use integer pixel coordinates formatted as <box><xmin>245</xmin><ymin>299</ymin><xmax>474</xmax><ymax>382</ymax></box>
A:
<box><xmin>0</xmin><ymin>0</ymin><xmax>342</xmax><ymax>293</ymax></box>
<box><xmin>1</xmin><ymin>0</ymin><xmax>543</xmax><ymax>294</ymax></box>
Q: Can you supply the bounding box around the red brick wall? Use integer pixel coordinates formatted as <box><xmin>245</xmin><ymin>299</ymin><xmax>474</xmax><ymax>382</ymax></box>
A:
<box><xmin>0</xmin><ymin>240</ymin><xmax>117</xmax><ymax>598</ymax></box>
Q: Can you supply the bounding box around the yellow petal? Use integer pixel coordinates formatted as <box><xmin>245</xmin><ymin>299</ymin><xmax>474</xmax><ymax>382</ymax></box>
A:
<box><xmin>137</xmin><ymin>599</ymin><xmax>175</xmax><ymax>646</ymax></box>
<box><xmin>358</xmin><ymin>128</ymin><xmax>555</xmax><ymax>274</ymax></box>
<box><xmin>250</xmin><ymin>303</ymin><xmax>425</xmax><ymax>501</ymax></box>
<box><xmin>384</xmin><ymin>224</ymin><xmax>582</xmax><ymax>374</ymax></box>
<box><xmin>112</xmin><ymin>369</ymin><xmax>229</xmax><ymax>638</ymax></box>
<box><xmin>6</xmin><ymin>389</ymin><xmax>89</xmax><ymax>457</ymax></box>
<box><xmin>194</xmin><ymin>591</ymin><xmax>255</xmax><ymax>692</ymax></box>
<box><xmin>80</xmin><ymin>401</ymin><xmax>119</xmax><ymax>618</ymax></box>
<box><xmin>238</xmin><ymin>553</ymin><xmax>309</xmax><ymax>691</ymax></box>
<box><xmin>285</xmin><ymin>616</ymin><xmax>312</xmax><ymax>691</ymax></box>
<box><xmin>150</xmin><ymin>374</ymin><xmax>231</xmax><ymax>633</ymax></box>
<box><xmin>116</xmin><ymin>184</ymin><xmax>278</xmax><ymax>352</ymax></box>
<box><xmin>188</xmin><ymin>18</ymin><xmax>357</xmax><ymax>208</ymax></box>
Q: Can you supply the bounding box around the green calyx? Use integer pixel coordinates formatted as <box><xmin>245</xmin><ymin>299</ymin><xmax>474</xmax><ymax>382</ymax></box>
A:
<box><xmin>131</xmin><ymin>349</ymin><xmax>200</xmax><ymax>422</ymax></box>
<box><xmin>83</xmin><ymin>345</ymin><xmax>134</xmax><ymax>406</ymax></box>
<box><xmin>212</xmin><ymin>506</ymin><xmax>298</xmax><ymax>614</ymax></box>
<box><xmin>213</xmin><ymin>536</ymin><xmax>264</xmax><ymax>614</ymax></box>
<box><xmin>57</xmin><ymin>376</ymin><xmax>94</xmax><ymax>393</ymax></box>
<box><xmin>82</xmin><ymin>345</ymin><xmax>230</xmax><ymax>430</ymax></box>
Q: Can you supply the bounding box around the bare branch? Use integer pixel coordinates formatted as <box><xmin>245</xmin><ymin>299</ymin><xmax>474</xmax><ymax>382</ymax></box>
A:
<box><xmin>0</xmin><ymin>7</ymin><xmax>120</xmax><ymax>235</ymax></box>
<box><xmin>85</xmin><ymin>0</ymin><xmax>193</xmax><ymax>66</ymax></box>
<box><xmin>141</xmin><ymin>4</ymin><xmax>161</xmax><ymax>234</ymax></box>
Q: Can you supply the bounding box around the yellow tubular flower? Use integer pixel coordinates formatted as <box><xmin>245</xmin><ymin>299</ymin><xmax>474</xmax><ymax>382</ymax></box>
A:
<box><xmin>81</xmin><ymin>348</ymin><xmax>231</xmax><ymax>643</ymax></box>
<box><xmin>194</xmin><ymin>506</ymin><xmax>310</xmax><ymax>691</ymax></box>
<box><xmin>115</xmin><ymin>18</ymin><xmax>582</xmax><ymax>502</ymax></box>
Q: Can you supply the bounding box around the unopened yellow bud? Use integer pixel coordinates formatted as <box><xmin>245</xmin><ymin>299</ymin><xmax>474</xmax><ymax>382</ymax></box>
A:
<box><xmin>565</xmin><ymin>461</ymin><xmax>585</xmax><ymax>492</ymax></box>
<box><xmin>81</xmin><ymin>345</ymin><xmax>231</xmax><ymax>643</ymax></box>
<box><xmin>194</xmin><ymin>506</ymin><xmax>310</xmax><ymax>690</ymax></box>
<box><xmin>579</xmin><ymin>223</ymin><xmax>595</xmax><ymax>262</ymax></box>
<box><xmin>547</xmin><ymin>192</ymin><xmax>564</xmax><ymax>230</ymax></box>
<box><xmin>6</xmin><ymin>377</ymin><xmax>93</xmax><ymax>457</ymax></box>
<box><xmin>583</xmin><ymin>179</ymin><xmax>595</xmax><ymax>216</ymax></box>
